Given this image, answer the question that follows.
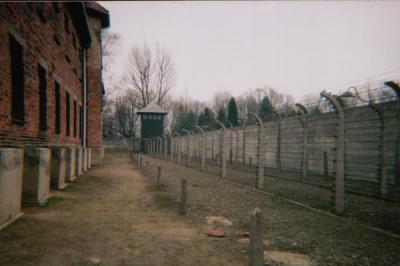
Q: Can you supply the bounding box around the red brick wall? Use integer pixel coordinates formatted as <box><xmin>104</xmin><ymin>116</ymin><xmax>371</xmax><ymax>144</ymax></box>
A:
<box><xmin>0</xmin><ymin>3</ymin><xmax>102</xmax><ymax>148</ymax></box>
<box><xmin>87</xmin><ymin>17</ymin><xmax>103</xmax><ymax>150</ymax></box>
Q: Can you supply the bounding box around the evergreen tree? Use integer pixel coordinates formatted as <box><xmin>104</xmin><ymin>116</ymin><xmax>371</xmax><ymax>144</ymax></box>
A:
<box><xmin>217</xmin><ymin>107</ymin><xmax>226</xmax><ymax>125</ymax></box>
<box><xmin>259</xmin><ymin>96</ymin><xmax>274</xmax><ymax>121</ymax></box>
<box><xmin>227</xmin><ymin>97</ymin><xmax>239</xmax><ymax>127</ymax></box>
<box><xmin>180</xmin><ymin>110</ymin><xmax>197</xmax><ymax>131</ymax></box>
<box><xmin>198</xmin><ymin>107</ymin><xmax>215</xmax><ymax>130</ymax></box>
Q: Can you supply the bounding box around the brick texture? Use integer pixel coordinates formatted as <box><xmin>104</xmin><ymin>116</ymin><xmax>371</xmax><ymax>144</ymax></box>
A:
<box><xmin>0</xmin><ymin>2</ymin><xmax>106</xmax><ymax>150</ymax></box>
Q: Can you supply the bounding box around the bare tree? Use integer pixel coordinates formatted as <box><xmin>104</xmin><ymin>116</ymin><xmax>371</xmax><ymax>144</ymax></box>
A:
<box><xmin>102</xmin><ymin>32</ymin><xmax>121</xmax><ymax>98</ymax></box>
<box><xmin>122</xmin><ymin>45</ymin><xmax>175</xmax><ymax>109</ymax></box>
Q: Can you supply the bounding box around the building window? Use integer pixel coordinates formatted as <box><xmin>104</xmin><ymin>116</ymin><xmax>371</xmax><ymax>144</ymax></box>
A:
<box><xmin>73</xmin><ymin>100</ymin><xmax>77</xmax><ymax>137</ymax></box>
<box><xmin>38</xmin><ymin>64</ymin><xmax>47</xmax><ymax>130</ymax></box>
<box><xmin>9</xmin><ymin>34</ymin><xmax>25</xmax><ymax>125</ymax></box>
<box><xmin>66</xmin><ymin>92</ymin><xmax>70</xmax><ymax>136</ymax></box>
<box><xmin>55</xmin><ymin>81</ymin><xmax>61</xmax><ymax>134</ymax></box>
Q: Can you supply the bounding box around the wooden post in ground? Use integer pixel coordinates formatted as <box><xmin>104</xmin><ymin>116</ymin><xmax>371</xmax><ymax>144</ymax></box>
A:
<box><xmin>180</xmin><ymin>177</ymin><xmax>187</xmax><ymax>215</ymax></box>
<box><xmin>249</xmin><ymin>207</ymin><xmax>264</xmax><ymax>266</ymax></box>
<box><xmin>157</xmin><ymin>166</ymin><xmax>161</xmax><ymax>186</ymax></box>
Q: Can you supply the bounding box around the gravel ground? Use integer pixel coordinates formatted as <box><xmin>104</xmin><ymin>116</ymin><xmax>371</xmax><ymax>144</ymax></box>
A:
<box><xmin>169</xmin><ymin>155</ymin><xmax>400</xmax><ymax>235</ymax></box>
<box><xmin>140</xmin><ymin>154</ymin><xmax>400</xmax><ymax>266</ymax></box>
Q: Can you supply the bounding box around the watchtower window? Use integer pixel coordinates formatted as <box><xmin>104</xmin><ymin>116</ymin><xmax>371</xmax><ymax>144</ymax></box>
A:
<box><xmin>9</xmin><ymin>34</ymin><xmax>25</xmax><ymax>124</ymax></box>
<box><xmin>38</xmin><ymin>64</ymin><xmax>47</xmax><ymax>130</ymax></box>
<box><xmin>66</xmin><ymin>92</ymin><xmax>70</xmax><ymax>136</ymax></box>
<box><xmin>73</xmin><ymin>100</ymin><xmax>77</xmax><ymax>137</ymax></box>
<box><xmin>55</xmin><ymin>81</ymin><xmax>61</xmax><ymax>134</ymax></box>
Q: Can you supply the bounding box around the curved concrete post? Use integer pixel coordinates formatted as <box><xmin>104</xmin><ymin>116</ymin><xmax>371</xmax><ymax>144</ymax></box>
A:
<box><xmin>226</xmin><ymin>121</ymin><xmax>234</xmax><ymax>163</ymax></box>
<box><xmin>250</xmin><ymin>112</ymin><xmax>265</xmax><ymax>190</ymax></box>
<box><xmin>195</xmin><ymin>125</ymin><xmax>206</xmax><ymax>171</ymax></box>
<box><xmin>215</xmin><ymin>120</ymin><xmax>226</xmax><ymax>178</ymax></box>
<box><xmin>296</xmin><ymin>103</ymin><xmax>309</xmax><ymax>181</ymax></box>
<box><xmin>370</xmin><ymin>104</ymin><xmax>389</xmax><ymax>197</ymax></box>
<box><xmin>177</xmin><ymin>134</ymin><xmax>182</xmax><ymax>164</ymax></box>
<box><xmin>211</xmin><ymin>131</ymin><xmax>215</xmax><ymax>160</ymax></box>
<box><xmin>163</xmin><ymin>135</ymin><xmax>168</xmax><ymax>160</ymax></box>
<box><xmin>157</xmin><ymin>137</ymin><xmax>163</xmax><ymax>157</ymax></box>
<box><xmin>384</xmin><ymin>81</ymin><xmax>400</xmax><ymax>186</ymax></box>
<box><xmin>182</xmin><ymin>129</ymin><xmax>191</xmax><ymax>167</ymax></box>
<box><xmin>169</xmin><ymin>133</ymin><xmax>175</xmax><ymax>162</ymax></box>
<box><xmin>321</xmin><ymin>90</ymin><xmax>345</xmax><ymax>214</ymax></box>
<box><xmin>242</xmin><ymin>122</ymin><xmax>247</xmax><ymax>164</ymax></box>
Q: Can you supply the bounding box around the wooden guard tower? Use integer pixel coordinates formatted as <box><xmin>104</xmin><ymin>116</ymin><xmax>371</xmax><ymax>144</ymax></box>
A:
<box><xmin>137</xmin><ymin>103</ymin><xmax>168</xmax><ymax>151</ymax></box>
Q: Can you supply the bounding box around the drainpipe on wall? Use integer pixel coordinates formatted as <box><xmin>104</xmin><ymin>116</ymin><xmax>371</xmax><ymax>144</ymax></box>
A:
<box><xmin>83</xmin><ymin>49</ymin><xmax>87</xmax><ymax>149</ymax></box>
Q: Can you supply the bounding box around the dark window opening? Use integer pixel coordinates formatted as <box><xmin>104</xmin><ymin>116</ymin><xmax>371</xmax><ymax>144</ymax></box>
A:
<box><xmin>38</xmin><ymin>64</ymin><xmax>47</xmax><ymax>130</ymax></box>
<box><xmin>73</xmin><ymin>100</ymin><xmax>77</xmax><ymax>137</ymax></box>
<box><xmin>55</xmin><ymin>81</ymin><xmax>61</xmax><ymax>134</ymax></box>
<box><xmin>72</xmin><ymin>34</ymin><xmax>77</xmax><ymax>49</ymax></box>
<box><xmin>66</xmin><ymin>92</ymin><xmax>70</xmax><ymax>136</ymax></box>
<box><xmin>37</xmin><ymin>3</ymin><xmax>47</xmax><ymax>23</ymax></box>
<box><xmin>9</xmin><ymin>34</ymin><xmax>25</xmax><ymax>125</ymax></box>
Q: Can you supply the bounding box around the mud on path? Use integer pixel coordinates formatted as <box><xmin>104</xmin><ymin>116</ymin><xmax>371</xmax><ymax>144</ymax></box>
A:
<box><xmin>0</xmin><ymin>153</ymin><xmax>247</xmax><ymax>266</ymax></box>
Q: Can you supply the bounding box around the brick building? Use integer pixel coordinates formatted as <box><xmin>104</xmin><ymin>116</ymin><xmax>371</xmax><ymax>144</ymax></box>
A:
<box><xmin>0</xmin><ymin>2</ymin><xmax>109</xmax><ymax>229</ymax></box>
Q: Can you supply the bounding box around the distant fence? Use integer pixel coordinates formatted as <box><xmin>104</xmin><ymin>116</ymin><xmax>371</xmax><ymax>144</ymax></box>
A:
<box><xmin>143</xmin><ymin>83</ymin><xmax>400</xmax><ymax>221</ymax></box>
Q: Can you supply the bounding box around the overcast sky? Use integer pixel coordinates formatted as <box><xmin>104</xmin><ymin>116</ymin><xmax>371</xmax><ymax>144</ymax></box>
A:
<box><xmin>100</xmin><ymin>1</ymin><xmax>400</xmax><ymax>102</ymax></box>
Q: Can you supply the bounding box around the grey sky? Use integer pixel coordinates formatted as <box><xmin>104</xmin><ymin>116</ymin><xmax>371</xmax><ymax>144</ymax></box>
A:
<box><xmin>100</xmin><ymin>1</ymin><xmax>400</xmax><ymax>102</ymax></box>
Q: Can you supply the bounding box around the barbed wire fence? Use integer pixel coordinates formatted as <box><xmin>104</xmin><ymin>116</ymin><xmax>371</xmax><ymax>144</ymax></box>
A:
<box><xmin>143</xmin><ymin>78</ymin><xmax>400</xmax><ymax>234</ymax></box>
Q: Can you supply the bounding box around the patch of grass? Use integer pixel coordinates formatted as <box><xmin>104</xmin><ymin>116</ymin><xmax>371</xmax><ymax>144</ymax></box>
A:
<box><xmin>147</xmin><ymin>184</ymin><xmax>167</xmax><ymax>192</ymax></box>
<box><xmin>42</xmin><ymin>196</ymin><xmax>64</xmax><ymax>209</ymax></box>
<box><xmin>154</xmin><ymin>193</ymin><xmax>177</xmax><ymax>209</ymax></box>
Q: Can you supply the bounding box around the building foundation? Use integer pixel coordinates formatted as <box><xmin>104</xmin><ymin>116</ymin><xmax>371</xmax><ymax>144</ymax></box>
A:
<box><xmin>51</xmin><ymin>148</ymin><xmax>67</xmax><ymax>190</ymax></box>
<box><xmin>22</xmin><ymin>148</ymin><xmax>51</xmax><ymax>206</ymax></box>
<box><xmin>65</xmin><ymin>147</ymin><xmax>76</xmax><ymax>182</ymax></box>
<box><xmin>0</xmin><ymin>148</ymin><xmax>24</xmax><ymax>230</ymax></box>
<box><xmin>76</xmin><ymin>147</ymin><xmax>82</xmax><ymax>176</ymax></box>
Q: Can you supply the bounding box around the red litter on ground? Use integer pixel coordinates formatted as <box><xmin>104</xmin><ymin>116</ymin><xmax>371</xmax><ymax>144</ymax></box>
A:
<box><xmin>207</xmin><ymin>229</ymin><xmax>225</xmax><ymax>238</ymax></box>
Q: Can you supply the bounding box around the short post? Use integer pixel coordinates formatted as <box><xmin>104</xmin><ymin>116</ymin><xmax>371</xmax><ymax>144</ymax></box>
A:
<box><xmin>249</xmin><ymin>207</ymin><xmax>264</xmax><ymax>266</ymax></box>
<box><xmin>180</xmin><ymin>177</ymin><xmax>187</xmax><ymax>215</ymax></box>
<box><xmin>139</xmin><ymin>156</ymin><xmax>143</xmax><ymax>168</ymax></box>
<box><xmin>157</xmin><ymin>166</ymin><xmax>161</xmax><ymax>186</ymax></box>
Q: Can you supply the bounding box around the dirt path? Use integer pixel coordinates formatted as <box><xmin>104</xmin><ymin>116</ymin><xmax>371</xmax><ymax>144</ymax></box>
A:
<box><xmin>0</xmin><ymin>154</ymin><xmax>247</xmax><ymax>266</ymax></box>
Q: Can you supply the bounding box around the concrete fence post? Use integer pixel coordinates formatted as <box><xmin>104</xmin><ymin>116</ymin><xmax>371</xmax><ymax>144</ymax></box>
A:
<box><xmin>216</xmin><ymin>120</ymin><xmax>227</xmax><ymax>178</ymax></box>
<box><xmin>383</xmin><ymin>81</ymin><xmax>400</xmax><ymax>186</ymax></box>
<box><xmin>250</xmin><ymin>112</ymin><xmax>265</xmax><ymax>190</ymax></box>
<box><xmin>296</xmin><ymin>103</ymin><xmax>309</xmax><ymax>181</ymax></box>
<box><xmin>249</xmin><ymin>207</ymin><xmax>264</xmax><ymax>266</ymax></box>
<box><xmin>323</xmin><ymin>151</ymin><xmax>329</xmax><ymax>179</ymax></box>
<box><xmin>370</xmin><ymin>102</ymin><xmax>389</xmax><ymax>197</ymax></box>
<box><xmin>195</xmin><ymin>126</ymin><xmax>206</xmax><ymax>171</ymax></box>
<box><xmin>242</xmin><ymin>123</ymin><xmax>247</xmax><ymax>165</ymax></box>
<box><xmin>227</xmin><ymin>121</ymin><xmax>233</xmax><ymax>164</ymax></box>
<box><xmin>211</xmin><ymin>133</ymin><xmax>214</xmax><ymax>161</ymax></box>
<box><xmin>163</xmin><ymin>135</ymin><xmax>168</xmax><ymax>160</ymax></box>
<box><xmin>177</xmin><ymin>135</ymin><xmax>182</xmax><ymax>164</ymax></box>
<box><xmin>276</xmin><ymin>117</ymin><xmax>282</xmax><ymax>173</ymax></box>
<box><xmin>235</xmin><ymin>128</ymin><xmax>240</xmax><ymax>166</ymax></box>
<box><xmin>321</xmin><ymin>90</ymin><xmax>345</xmax><ymax>214</ymax></box>
<box><xmin>180</xmin><ymin>176</ymin><xmax>187</xmax><ymax>215</ymax></box>
<box><xmin>182</xmin><ymin>129</ymin><xmax>191</xmax><ymax>167</ymax></box>
<box><xmin>169</xmin><ymin>134</ymin><xmax>174</xmax><ymax>162</ymax></box>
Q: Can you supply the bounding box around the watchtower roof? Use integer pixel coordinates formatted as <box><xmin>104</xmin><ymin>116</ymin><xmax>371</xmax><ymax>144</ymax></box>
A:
<box><xmin>137</xmin><ymin>103</ymin><xmax>168</xmax><ymax>114</ymax></box>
